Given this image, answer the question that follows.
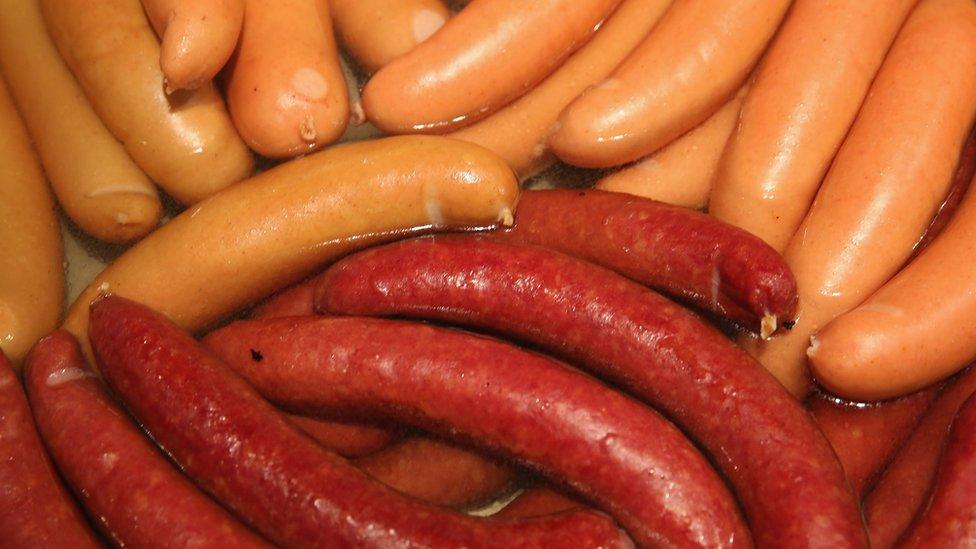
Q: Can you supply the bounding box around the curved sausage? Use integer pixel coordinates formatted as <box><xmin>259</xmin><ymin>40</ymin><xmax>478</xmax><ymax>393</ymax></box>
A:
<box><xmin>330</xmin><ymin>0</ymin><xmax>449</xmax><ymax>73</ymax></box>
<box><xmin>205</xmin><ymin>315</ymin><xmax>751</xmax><ymax>548</ymax></box>
<box><xmin>226</xmin><ymin>0</ymin><xmax>349</xmax><ymax>159</ymax></box>
<box><xmin>708</xmin><ymin>0</ymin><xmax>920</xmax><ymax>251</ymax></box>
<box><xmin>911</xmin><ymin>130</ymin><xmax>976</xmax><ymax>258</ymax></box>
<box><xmin>549</xmin><ymin>0</ymin><xmax>791</xmax><ymax>168</ymax></box>
<box><xmin>449</xmin><ymin>0</ymin><xmax>672</xmax><ymax>179</ymax></box>
<box><xmin>0</xmin><ymin>349</ymin><xmax>101</xmax><ymax>547</ymax></box>
<box><xmin>595</xmin><ymin>84</ymin><xmax>746</xmax><ymax>209</ymax></box>
<box><xmin>0</xmin><ymin>0</ymin><xmax>161</xmax><ymax>244</ymax></box>
<box><xmin>25</xmin><ymin>331</ymin><xmax>271</xmax><ymax>548</ymax></box>
<box><xmin>361</xmin><ymin>0</ymin><xmax>623</xmax><ymax>134</ymax></box>
<box><xmin>742</xmin><ymin>0</ymin><xmax>976</xmax><ymax>398</ymax></box>
<box><xmin>0</xmin><ymin>77</ymin><xmax>63</xmax><ymax>365</ymax></box>
<box><xmin>91</xmin><ymin>296</ymin><xmax>633</xmax><ymax>548</ymax></box>
<box><xmin>62</xmin><ymin>136</ymin><xmax>519</xmax><ymax>358</ymax></box>
<box><xmin>141</xmin><ymin>0</ymin><xmax>244</xmax><ymax>91</ymax></box>
<box><xmin>497</xmin><ymin>487</ymin><xmax>582</xmax><ymax>520</ymax></box>
<box><xmin>286</xmin><ymin>413</ymin><xmax>399</xmax><ymax>458</ymax></box>
<box><xmin>896</xmin><ymin>392</ymin><xmax>976</xmax><ymax>548</ymax></box>
<box><xmin>497</xmin><ymin>189</ymin><xmax>798</xmax><ymax>336</ymax></box>
<box><xmin>41</xmin><ymin>0</ymin><xmax>253</xmax><ymax>204</ymax></box>
<box><xmin>314</xmin><ymin>235</ymin><xmax>867</xmax><ymax>548</ymax></box>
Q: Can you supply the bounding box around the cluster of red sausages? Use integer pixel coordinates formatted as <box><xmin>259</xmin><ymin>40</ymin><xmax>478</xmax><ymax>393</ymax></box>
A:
<box><xmin>3</xmin><ymin>190</ymin><xmax>976</xmax><ymax>547</ymax></box>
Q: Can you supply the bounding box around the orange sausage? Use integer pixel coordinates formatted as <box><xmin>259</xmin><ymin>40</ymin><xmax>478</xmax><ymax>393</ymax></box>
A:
<box><xmin>708</xmin><ymin>0</ymin><xmax>920</xmax><ymax>251</ymax></box>
<box><xmin>227</xmin><ymin>0</ymin><xmax>349</xmax><ymax>159</ymax></box>
<box><xmin>0</xmin><ymin>0</ymin><xmax>161</xmax><ymax>244</ymax></box>
<box><xmin>330</xmin><ymin>0</ymin><xmax>449</xmax><ymax>73</ymax></box>
<box><xmin>141</xmin><ymin>0</ymin><xmax>244</xmax><ymax>91</ymax></box>
<box><xmin>594</xmin><ymin>84</ymin><xmax>746</xmax><ymax>209</ymax></box>
<box><xmin>0</xmin><ymin>77</ymin><xmax>63</xmax><ymax>365</ymax></box>
<box><xmin>362</xmin><ymin>0</ymin><xmax>623</xmax><ymax>134</ymax></box>
<box><xmin>740</xmin><ymin>0</ymin><xmax>976</xmax><ymax>398</ymax></box>
<box><xmin>549</xmin><ymin>0</ymin><xmax>790</xmax><ymax>169</ymax></box>
<box><xmin>62</xmin><ymin>136</ymin><xmax>519</xmax><ymax>355</ymax></box>
<box><xmin>41</xmin><ymin>0</ymin><xmax>253</xmax><ymax>205</ymax></box>
<box><xmin>449</xmin><ymin>0</ymin><xmax>672</xmax><ymax>179</ymax></box>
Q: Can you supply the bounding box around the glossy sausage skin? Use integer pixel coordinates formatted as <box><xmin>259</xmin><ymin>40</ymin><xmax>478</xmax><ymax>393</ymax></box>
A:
<box><xmin>0</xmin><ymin>349</ymin><xmax>101</xmax><ymax>548</ymax></box>
<box><xmin>91</xmin><ymin>296</ymin><xmax>632</xmax><ymax>548</ymax></box>
<box><xmin>205</xmin><ymin>315</ymin><xmax>751</xmax><ymax>548</ymax></box>
<box><xmin>911</xmin><ymin>129</ymin><xmax>976</xmax><ymax>259</ymax></box>
<box><xmin>497</xmin><ymin>189</ymin><xmax>797</xmax><ymax>336</ymax></box>
<box><xmin>497</xmin><ymin>487</ymin><xmax>582</xmax><ymax>519</ymax></box>
<box><xmin>897</xmin><ymin>392</ymin><xmax>976</xmax><ymax>547</ymax></box>
<box><xmin>315</xmin><ymin>235</ymin><xmax>867</xmax><ymax>548</ymax></box>
<box><xmin>287</xmin><ymin>413</ymin><xmax>398</xmax><ymax>458</ymax></box>
<box><xmin>330</xmin><ymin>0</ymin><xmax>449</xmax><ymax>73</ymax></box>
<box><xmin>26</xmin><ymin>331</ymin><xmax>271</xmax><ymax>548</ymax></box>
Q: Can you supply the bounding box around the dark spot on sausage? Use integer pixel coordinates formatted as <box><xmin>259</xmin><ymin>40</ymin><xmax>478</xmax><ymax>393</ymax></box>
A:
<box><xmin>250</xmin><ymin>349</ymin><xmax>264</xmax><ymax>362</ymax></box>
<box><xmin>782</xmin><ymin>320</ymin><xmax>796</xmax><ymax>330</ymax></box>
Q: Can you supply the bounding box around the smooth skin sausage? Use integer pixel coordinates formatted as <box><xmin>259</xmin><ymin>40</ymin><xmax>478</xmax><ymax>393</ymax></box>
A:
<box><xmin>141</xmin><ymin>0</ymin><xmax>244</xmax><ymax>92</ymax></box>
<box><xmin>226</xmin><ymin>0</ymin><xmax>350</xmax><ymax>159</ymax></box>
<box><xmin>0</xmin><ymin>350</ymin><xmax>101</xmax><ymax>547</ymax></box>
<box><xmin>41</xmin><ymin>0</ymin><xmax>253</xmax><ymax>204</ymax></box>
<box><xmin>330</xmin><ymin>0</ymin><xmax>450</xmax><ymax>73</ymax></box>
<box><xmin>286</xmin><ymin>413</ymin><xmax>399</xmax><ymax>458</ymax></box>
<box><xmin>0</xmin><ymin>77</ymin><xmax>63</xmax><ymax>366</ymax></box>
<box><xmin>549</xmin><ymin>0</ymin><xmax>791</xmax><ymax>168</ymax></box>
<box><xmin>362</xmin><ymin>0</ymin><xmax>623</xmax><ymax>134</ymax></box>
<box><xmin>595</xmin><ymin>84</ymin><xmax>747</xmax><ymax>209</ymax></box>
<box><xmin>25</xmin><ymin>331</ymin><xmax>271</xmax><ymax>548</ymax></box>
<box><xmin>497</xmin><ymin>487</ymin><xmax>582</xmax><ymax>520</ymax></box>
<box><xmin>449</xmin><ymin>0</ymin><xmax>672</xmax><ymax>179</ymax></box>
<box><xmin>741</xmin><ymin>0</ymin><xmax>976</xmax><ymax>398</ymax></box>
<box><xmin>62</xmin><ymin>136</ymin><xmax>519</xmax><ymax>356</ymax></box>
<box><xmin>315</xmin><ymin>236</ymin><xmax>868</xmax><ymax>548</ymax></box>
<box><xmin>206</xmin><ymin>315</ymin><xmax>752</xmax><ymax>548</ymax></box>
<box><xmin>708</xmin><ymin>0</ymin><xmax>920</xmax><ymax>251</ymax></box>
<box><xmin>0</xmin><ymin>0</ymin><xmax>161</xmax><ymax>244</ymax></box>
<box><xmin>91</xmin><ymin>296</ymin><xmax>633</xmax><ymax>548</ymax></box>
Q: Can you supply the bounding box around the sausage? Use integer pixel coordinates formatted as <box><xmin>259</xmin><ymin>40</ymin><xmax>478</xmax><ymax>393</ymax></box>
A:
<box><xmin>809</xmin><ymin>389</ymin><xmax>936</xmax><ymax>498</ymax></box>
<box><xmin>497</xmin><ymin>487</ymin><xmax>582</xmax><ymax>519</ymax></box>
<box><xmin>742</xmin><ymin>0</ymin><xmax>976</xmax><ymax>398</ymax></box>
<box><xmin>448</xmin><ymin>0</ymin><xmax>672</xmax><ymax>179</ymax></box>
<box><xmin>594</xmin><ymin>84</ymin><xmax>747</xmax><ymax>209</ymax></box>
<box><xmin>0</xmin><ymin>349</ymin><xmax>101</xmax><ymax>547</ymax></box>
<box><xmin>361</xmin><ymin>0</ymin><xmax>623</xmax><ymax>134</ymax></box>
<box><xmin>0</xmin><ymin>0</ymin><xmax>161</xmax><ymax>244</ymax></box>
<box><xmin>548</xmin><ymin>0</ymin><xmax>791</xmax><ymax>168</ymax></box>
<box><xmin>226</xmin><ymin>0</ymin><xmax>349</xmax><ymax>159</ymax></box>
<box><xmin>249</xmin><ymin>275</ymin><xmax>324</xmax><ymax>319</ymax></box>
<box><xmin>41</xmin><ymin>0</ymin><xmax>253</xmax><ymax>204</ymax></box>
<box><xmin>865</xmin><ymin>363</ymin><xmax>976</xmax><ymax>547</ymax></box>
<box><xmin>896</xmin><ymin>391</ymin><xmax>976</xmax><ymax>548</ymax></box>
<box><xmin>496</xmin><ymin>189</ymin><xmax>798</xmax><ymax>337</ymax></box>
<box><xmin>330</xmin><ymin>0</ymin><xmax>450</xmax><ymax>73</ymax></box>
<box><xmin>809</xmin><ymin>157</ymin><xmax>976</xmax><ymax>400</ymax></box>
<box><xmin>911</xmin><ymin>129</ymin><xmax>976</xmax><ymax>259</ymax></box>
<box><xmin>314</xmin><ymin>235</ymin><xmax>868</xmax><ymax>548</ymax></box>
<box><xmin>356</xmin><ymin>437</ymin><xmax>517</xmax><ymax>509</ymax></box>
<box><xmin>141</xmin><ymin>0</ymin><xmax>244</xmax><ymax>91</ymax></box>
<box><xmin>91</xmin><ymin>296</ymin><xmax>633</xmax><ymax>548</ymax></box>
<box><xmin>0</xmin><ymin>77</ymin><xmax>63</xmax><ymax>366</ymax></box>
<box><xmin>25</xmin><ymin>331</ymin><xmax>271</xmax><ymax>548</ymax></box>
<box><xmin>62</xmin><ymin>136</ymin><xmax>519</xmax><ymax>359</ymax></box>
<box><xmin>205</xmin><ymin>315</ymin><xmax>751</xmax><ymax>548</ymax></box>
<box><xmin>286</xmin><ymin>413</ymin><xmax>399</xmax><ymax>458</ymax></box>
<box><xmin>708</xmin><ymin>0</ymin><xmax>920</xmax><ymax>251</ymax></box>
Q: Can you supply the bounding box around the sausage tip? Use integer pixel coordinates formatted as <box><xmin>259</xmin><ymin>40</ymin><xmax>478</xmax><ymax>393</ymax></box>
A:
<box><xmin>761</xmin><ymin>314</ymin><xmax>777</xmax><ymax>340</ymax></box>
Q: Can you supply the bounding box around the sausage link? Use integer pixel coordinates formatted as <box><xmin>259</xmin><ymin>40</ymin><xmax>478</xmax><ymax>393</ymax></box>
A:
<box><xmin>315</xmin><ymin>235</ymin><xmax>867</xmax><ymax>548</ymax></box>
<box><xmin>911</xmin><ymin>130</ymin><xmax>976</xmax><ymax>259</ymax></box>
<box><xmin>0</xmin><ymin>349</ymin><xmax>101</xmax><ymax>548</ymax></box>
<box><xmin>205</xmin><ymin>315</ymin><xmax>751</xmax><ymax>548</ymax></box>
<box><xmin>25</xmin><ymin>331</ymin><xmax>270</xmax><ymax>548</ymax></box>
<box><xmin>362</xmin><ymin>0</ymin><xmax>623</xmax><ymax>134</ymax></box>
<box><xmin>286</xmin><ymin>413</ymin><xmax>399</xmax><ymax>458</ymax></box>
<box><xmin>330</xmin><ymin>0</ymin><xmax>449</xmax><ymax>73</ymax></box>
<box><xmin>497</xmin><ymin>487</ymin><xmax>582</xmax><ymax>520</ymax></box>
<box><xmin>41</xmin><ymin>0</ymin><xmax>253</xmax><ymax>204</ymax></box>
<box><xmin>91</xmin><ymin>296</ymin><xmax>633</xmax><ymax>548</ymax></box>
<box><xmin>497</xmin><ymin>189</ymin><xmax>797</xmax><ymax>336</ymax></box>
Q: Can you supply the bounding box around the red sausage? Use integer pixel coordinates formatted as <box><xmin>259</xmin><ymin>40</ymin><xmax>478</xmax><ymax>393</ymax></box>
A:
<box><xmin>90</xmin><ymin>296</ymin><xmax>633</xmax><ymax>549</ymax></box>
<box><xmin>497</xmin><ymin>487</ymin><xmax>583</xmax><ymax>519</ymax></box>
<box><xmin>286</xmin><ymin>413</ymin><xmax>399</xmax><ymax>458</ymax></box>
<box><xmin>315</xmin><ymin>235</ymin><xmax>868</xmax><ymax>548</ymax></box>
<box><xmin>865</xmin><ymin>363</ymin><xmax>976</xmax><ymax>547</ymax></box>
<box><xmin>497</xmin><ymin>189</ymin><xmax>798</xmax><ymax>337</ymax></box>
<box><xmin>24</xmin><ymin>331</ymin><xmax>270</xmax><ymax>548</ymax></box>
<box><xmin>0</xmin><ymin>348</ymin><xmax>101</xmax><ymax>548</ymax></box>
<box><xmin>204</xmin><ymin>316</ymin><xmax>751</xmax><ymax>548</ymax></box>
<box><xmin>897</xmin><ymin>391</ymin><xmax>976</xmax><ymax>547</ymax></box>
